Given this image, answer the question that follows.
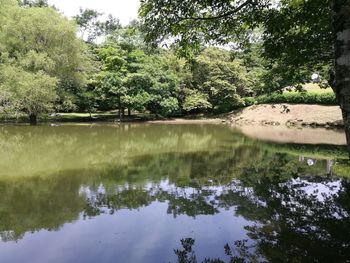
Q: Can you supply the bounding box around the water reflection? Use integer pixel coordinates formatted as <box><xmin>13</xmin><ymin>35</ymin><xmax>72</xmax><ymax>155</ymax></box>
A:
<box><xmin>0</xmin><ymin>124</ymin><xmax>349</xmax><ymax>262</ymax></box>
<box><xmin>173</xmin><ymin>174</ymin><xmax>350</xmax><ymax>262</ymax></box>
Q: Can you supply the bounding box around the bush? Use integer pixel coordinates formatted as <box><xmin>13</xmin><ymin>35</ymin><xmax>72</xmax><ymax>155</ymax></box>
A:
<box><xmin>256</xmin><ymin>92</ymin><xmax>337</xmax><ymax>105</ymax></box>
<box><xmin>243</xmin><ymin>97</ymin><xmax>257</xmax><ymax>107</ymax></box>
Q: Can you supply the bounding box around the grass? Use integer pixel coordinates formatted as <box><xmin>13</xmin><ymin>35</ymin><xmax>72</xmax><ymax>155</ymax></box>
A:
<box><xmin>301</xmin><ymin>83</ymin><xmax>333</xmax><ymax>94</ymax></box>
<box><xmin>245</xmin><ymin>89</ymin><xmax>337</xmax><ymax>106</ymax></box>
<box><xmin>242</xmin><ymin>84</ymin><xmax>337</xmax><ymax>107</ymax></box>
<box><xmin>45</xmin><ymin>111</ymin><xmax>161</xmax><ymax>122</ymax></box>
<box><xmin>0</xmin><ymin>111</ymin><xmax>173</xmax><ymax>124</ymax></box>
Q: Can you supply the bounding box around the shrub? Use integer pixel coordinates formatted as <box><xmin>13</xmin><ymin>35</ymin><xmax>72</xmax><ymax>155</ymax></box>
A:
<box><xmin>243</xmin><ymin>97</ymin><xmax>257</xmax><ymax>107</ymax></box>
<box><xmin>256</xmin><ymin>92</ymin><xmax>337</xmax><ymax>105</ymax></box>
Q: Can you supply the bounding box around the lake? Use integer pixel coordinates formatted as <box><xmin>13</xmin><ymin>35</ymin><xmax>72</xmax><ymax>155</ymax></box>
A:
<box><xmin>0</xmin><ymin>123</ymin><xmax>349</xmax><ymax>263</ymax></box>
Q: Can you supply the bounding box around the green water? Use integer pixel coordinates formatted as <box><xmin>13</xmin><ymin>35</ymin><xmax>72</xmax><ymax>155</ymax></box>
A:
<box><xmin>0</xmin><ymin>123</ymin><xmax>349</xmax><ymax>262</ymax></box>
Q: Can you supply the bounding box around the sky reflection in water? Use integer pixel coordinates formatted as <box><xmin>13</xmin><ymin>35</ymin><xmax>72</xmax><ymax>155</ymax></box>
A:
<box><xmin>0</xmin><ymin>124</ymin><xmax>349</xmax><ymax>263</ymax></box>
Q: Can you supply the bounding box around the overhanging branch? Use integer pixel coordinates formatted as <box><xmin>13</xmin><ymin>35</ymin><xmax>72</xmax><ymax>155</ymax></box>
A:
<box><xmin>178</xmin><ymin>0</ymin><xmax>253</xmax><ymax>22</ymax></box>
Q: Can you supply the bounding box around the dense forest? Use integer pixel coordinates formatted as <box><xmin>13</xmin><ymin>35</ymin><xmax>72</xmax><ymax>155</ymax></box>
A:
<box><xmin>0</xmin><ymin>0</ymin><xmax>338</xmax><ymax>125</ymax></box>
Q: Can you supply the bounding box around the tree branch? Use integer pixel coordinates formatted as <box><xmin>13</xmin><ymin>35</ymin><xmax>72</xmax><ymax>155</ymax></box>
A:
<box><xmin>178</xmin><ymin>0</ymin><xmax>253</xmax><ymax>22</ymax></box>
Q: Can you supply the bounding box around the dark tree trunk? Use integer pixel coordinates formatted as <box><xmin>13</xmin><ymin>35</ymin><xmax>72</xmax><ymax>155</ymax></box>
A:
<box><xmin>128</xmin><ymin>108</ymin><xmax>131</xmax><ymax>117</ymax></box>
<box><xmin>29</xmin><ymin>113</ymin><xmax>37</xmax><ymax>125</ymax></box>
<box><xmin>118</xmin><ymin>96</ymin><xmax>122</xmax><ymax>120</ymax></box>
<box><xmin>333</xmin><ymin>0</ymin><xmax>350</xmax><ymax>155</ymax></box>
<box><xmin>122</xmin><ymin>107</ymin><xmax>125</xmax><ymax>118</ymax></box>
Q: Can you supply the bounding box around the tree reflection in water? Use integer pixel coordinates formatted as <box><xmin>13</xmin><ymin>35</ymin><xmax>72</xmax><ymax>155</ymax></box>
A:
<box><xmin>172</xmin><ymin>176</ymin><xmax>350</xmax><ymax>262</ymax></box>
<box><xmin>0</xmin><ymin>149</ymin><xmax>349</xmax><ymax>262</ymax></box>
<box><xmin>174</xmin><ymin>238</ymin><xmax>261</xmax><ymax>263</ymax></box>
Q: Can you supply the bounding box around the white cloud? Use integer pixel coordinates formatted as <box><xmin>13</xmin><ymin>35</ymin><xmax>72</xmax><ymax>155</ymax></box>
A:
<box><xmin>48</xmin><ymin>0</ymin><xmax>140</xmax><ymax>25</ymax></box>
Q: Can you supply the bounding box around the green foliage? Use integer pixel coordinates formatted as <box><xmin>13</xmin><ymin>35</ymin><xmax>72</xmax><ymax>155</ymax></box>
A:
<box><xmin>232</xmin><ymin>41</ymin><xmax>269</xmax><ymax>95</ymax></box>
<box><xmin>257</xmin><ymin>92</ymin><xmax>337</xmax><ymax>105</ymax></box>
<box><xmin>0</xmin><ymin>64</ymin><xmax>57</xmax><ymax>117</ymax></box>
<box><xmin>139</xmin><ymin>0</ymin><xmax>268</xmax><ymax>57</ymax></box>
<box><xmin>183</xmin><ymin>90</ymin><xmax>212</xmax><ymax>112</ymax></box>
<box><xmin>262</xmin><ymin>0</ymin><xmax>333</xmax><ymax>88</ymax></box>
<box><xmin>242</xmin><ymin>97</ymin><xmax>256</xmax><ymax>107</ymax></box>
<box><xmin>139</xmin><ymin>0</ymin><xmax>333</xmax><ymax>93</ymax></box>
<box><xmin>74</xmin><ymin>8</ymin><xmax>121</xmax><ymax>43</ymax></box>
<box><xmin>0</xmin><ymin>1</ymin><xmax>91</xmax><ymax>123</ymax></box>
<box><xmin>74</xmin><ymin>8</ymin><xmax>103</xmax><ymax>42</ymax></box>
<box><xmin>231</xmin><ymin>91</ymin><xmax>337</xmax><ymax>108</ymax></box>
<box><xmin>91</xmin><ymin>37</ymin><xmax>181</xmax><ymax>117</ymax></box>
<box><xmin>190</xmin><ymin>48</ymin><xmax>249</xmax><ymax>113</ymax></box>
<box><xmin>0</xmin><ymin>1</ymin><xmax>339</xmax><ymax>122</ymax></box>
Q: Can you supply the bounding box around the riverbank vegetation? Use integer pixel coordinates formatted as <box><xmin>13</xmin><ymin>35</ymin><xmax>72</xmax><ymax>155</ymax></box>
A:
<box><xmin>0</xmin><ymin>0</ymin><xmax>341</xmax><ymax>125</ymax></box>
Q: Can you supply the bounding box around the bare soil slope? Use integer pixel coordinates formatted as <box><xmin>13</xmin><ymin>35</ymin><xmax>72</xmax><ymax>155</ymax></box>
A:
<box><xmin>229</xmin><ymin>104</ymin><xmax>343</xmax><ymax>128</ymax></box>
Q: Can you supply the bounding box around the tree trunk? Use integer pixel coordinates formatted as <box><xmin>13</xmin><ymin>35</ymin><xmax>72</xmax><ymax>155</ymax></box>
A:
<box><xmin>118</xmin><ymin>96</ymin><xmax>122</xmax><ymax>120</ymax></box>
<box><xmin>326</xmin><ymin>159</ymin><xmax>333</xmax><ymax>177</ymax></box>
<box><xmin>122</xmin><ymin>107</ymin><xmax>125</xmax><ymax>119</ymax></box>
<box><xmin>29</xmin><ymin>113</ymin><xmax>37</xmax><ymax>125</ymax></box>
<box><xmin>128</xmin><ymin>108</ymin><xmax>131</xmax><ymax>118</ymax></box>
<box><xmin>333</xmin><ymin>0</ymin><xmax>350</xmax><ymax>156</ymax></box>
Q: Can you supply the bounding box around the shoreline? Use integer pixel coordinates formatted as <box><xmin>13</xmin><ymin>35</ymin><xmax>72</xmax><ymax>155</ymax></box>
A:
<box><xmin>0</xmin><ymin>103</ymin><xmax>345</xmax><ymax>129</ymax></box>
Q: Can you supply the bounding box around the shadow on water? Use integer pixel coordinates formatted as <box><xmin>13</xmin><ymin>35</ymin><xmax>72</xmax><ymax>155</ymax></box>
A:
<box><xmin>0</xmin><ymin>124</ymin><xmax>349</xmax><ymax>262</ymax></box>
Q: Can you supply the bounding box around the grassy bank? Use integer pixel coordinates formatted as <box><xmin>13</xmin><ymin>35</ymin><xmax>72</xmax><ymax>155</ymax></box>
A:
<box><xmin>0</xmin><ymin>111</ymin><xmax>173</xmax><ymax>123</ymax></box>
<box><xmin>0</xmin><ymin>111</ymin><xmax>225</xmax><ymax>124</ymax></box>
<box><xmin>243</xmin><ymin>90</ymin><xmax>337</xmax><ymax>107</ymax></box>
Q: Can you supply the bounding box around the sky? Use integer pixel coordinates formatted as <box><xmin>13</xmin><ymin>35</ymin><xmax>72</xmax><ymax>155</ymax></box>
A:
<box><xmin>47</xmin><ymin>0</ymin><xmax>140</xmax><ymax>25</ymax></box>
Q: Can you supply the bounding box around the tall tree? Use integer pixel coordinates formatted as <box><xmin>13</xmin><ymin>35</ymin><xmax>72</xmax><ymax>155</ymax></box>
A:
<box><xmin>74</xmin><ymin>8</ymin><xmax>121</xmax><ymax>43</ymax></box>
<box><xmin>0</xmin><ymin>0</ymin><xmax>90</xmax><ymax>124</ymax></box>
<box><xmin>74</xmin><ymin>8</ymin><xmax>103</xmax><ymax>42</ymax></box>
<box><xmin>190</xmin><ymin>48</ymin><xmax>251</xmax><ymax>113</ymax></box>
<box><xmin>333</xmin><ymin>0</ymin><xmax>350</xmax><ymax>154</ymax></box>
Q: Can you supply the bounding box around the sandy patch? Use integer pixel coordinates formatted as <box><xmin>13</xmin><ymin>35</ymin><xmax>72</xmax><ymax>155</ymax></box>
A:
<box><xmin>229</xmin><ymin>104</ymin><xmax>343</xmax><ymax>127</ymax></box>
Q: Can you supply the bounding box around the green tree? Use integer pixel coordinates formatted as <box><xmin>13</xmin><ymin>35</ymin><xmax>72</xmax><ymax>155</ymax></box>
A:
<box><xmin>0</xmin><ymin>64</ymin><xmax>57</xmax><ymax>124</ymax></box>
<box><xmin>93</xmin><ymin>28</ymin><xmax>182</xmax><ymax>118</ymax></box>
<box><xmin>74</xmin><ymin>8</ymin><xmax>121</xmax><ymax>43</ymax></box>
<box><xmin>74</xmin><ymin>8</ymin><xmax>103</xmax><ymax>42</ymax></box>
<box><xmin>191</xmin><ymin>48</ymin><xmax>250</xmax><ymax>113</ymax></box>
<box><xmin>94</xmin><ymin>42</ymin><xmax>130</xmax><ymax>118</ymax></box>
<box><xmin>137</xmin><ymin>54</ymin><xmax>180</xmax><ymax>116</ymax></box>
<box><xmin>232</xmin><ymin>41</ymin><xmax>269</xmax><ymax>95</ymax></box>
<box><xmin>0</xmin><ymin>1</ymin><xmax>90</xmax><ymax>124</ymax></box>
<box><xmin>182</xmin><ymin>90</ymin><xmax>212</xmax><ymax>113</ymax></box>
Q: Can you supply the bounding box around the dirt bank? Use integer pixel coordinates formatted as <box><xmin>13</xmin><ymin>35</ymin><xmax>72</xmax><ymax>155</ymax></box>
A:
<box><xmin>229</xmin><ymin>104</ymin><xmax>344</xmax><ymax>128</ymax></box>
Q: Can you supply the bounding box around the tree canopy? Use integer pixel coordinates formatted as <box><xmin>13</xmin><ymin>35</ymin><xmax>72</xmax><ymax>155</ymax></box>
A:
<box><xmin>139</xmin><ymin>0</ymin><xmax>333</xmax><ymax>89</ymax></box>
<box><xmin>0</xmin><ymin>0</ymin><xmax>90</xmax><ymax>123</ymax></box>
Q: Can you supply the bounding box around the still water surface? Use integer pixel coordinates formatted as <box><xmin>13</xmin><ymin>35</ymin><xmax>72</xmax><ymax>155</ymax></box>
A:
<box><xmin>0</xmin><ymin>123</ymin><xmax>349</xmax><ymax>263</ymax></box>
